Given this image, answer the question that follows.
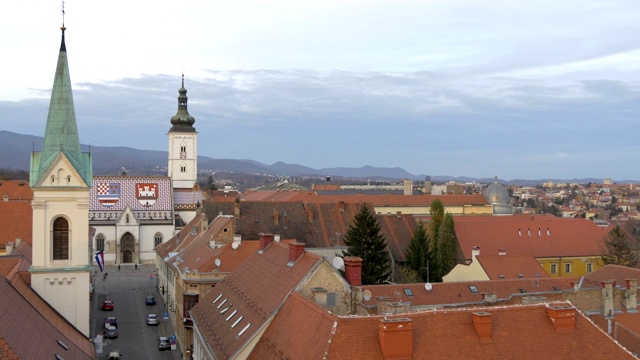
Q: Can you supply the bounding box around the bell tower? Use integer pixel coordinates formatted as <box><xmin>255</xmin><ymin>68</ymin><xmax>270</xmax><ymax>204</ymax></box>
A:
<box><xmin>168</xmin><ymin>75</ymin><xmax>198</xmax><ymax>189</ymax></box>
<box><xmin>29</xmin><ymin>25</ymin><xmax>93</xmax><ymax>337</ymax></box>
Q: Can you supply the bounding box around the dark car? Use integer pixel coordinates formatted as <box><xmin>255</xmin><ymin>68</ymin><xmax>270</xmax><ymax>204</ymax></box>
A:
<box><xmin>158</xmin><ymin>336</ymin><xmax>171</xmax><ymax>351</ymax></box>
<box><xmin>101</xmin><ymin>300</ymin><xmax>114</xmax><ymax>311</ymax></box>
<box><xmin>105</xmin><ymin>327</ymin><xmax>118</xmax><ymax>339</ymax></box>
<box><xmin>145</xmin><ymin>296</ymin><xmax>156</xmax><ymax>306</ymax></box>
<box><xmin>104</xmin><ymin>316</ymin><xmax>118</xmax><ymax>329</ymax></box>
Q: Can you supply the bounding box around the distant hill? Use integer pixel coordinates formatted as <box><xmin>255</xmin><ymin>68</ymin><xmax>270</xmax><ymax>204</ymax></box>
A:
<box><xmin>0</xmin><ymin>130</ymin><xmax>619</xmax><ymax>184</ymax></box>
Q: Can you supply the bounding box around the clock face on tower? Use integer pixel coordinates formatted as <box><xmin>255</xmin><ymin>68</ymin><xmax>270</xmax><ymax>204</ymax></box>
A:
<box><xmin>180</xmin><ymin>151</ymin><xmax>186</xmax><ymax>159</ymax></box>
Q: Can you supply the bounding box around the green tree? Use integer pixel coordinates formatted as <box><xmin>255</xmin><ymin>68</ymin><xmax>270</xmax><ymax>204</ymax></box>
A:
<box><xmin>437</xmin><ymin>213</ymin><xmax>457</xmax><ymax>277</ymax></box>
<box><xmin>601</xmin><ymin>225</ymin><xmax>639</xmax><ymax>267</ymax></box>
<box><xmin>342</xmin><ymin>204</ymin><xmax>391</xmax><ymax>285</ymax></box>
<box><xmin>405</xmin><ymin>220</ymin><xmax>430</xmax><ymax>282</ymax></box>
<box><xmin>428</xmin><ymin>200</ymin><xmax>444</xmax><ymax>281</ymax></box>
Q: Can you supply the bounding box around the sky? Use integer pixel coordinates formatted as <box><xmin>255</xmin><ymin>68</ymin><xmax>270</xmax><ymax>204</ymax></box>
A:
<box><xmin>2</xmin><ymin>0</ymin><xmax>640</xmax><ymax>181</ymax></box>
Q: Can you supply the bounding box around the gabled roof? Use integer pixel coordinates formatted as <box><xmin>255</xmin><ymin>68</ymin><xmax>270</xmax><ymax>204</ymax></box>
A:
<box><xmin>454</xmin><ymin>215</ymin><xmax>607</xmax><ymax>259</ymax></box>
<box><xmin>190</xmin><ymin>242</ymin><xmax>322</xmax><ymax>359</ymax></box>
<box><xmin>156</xmin><ymin>213</ymin><xmax>208</xmax><ymax>260</ymax></box>
<box><xmin>251</xmin><ymin>293</ymin><xmax>635</xmax><ymax>359</ymax></box>
<box><xmin>360</xmin><ymin>277</ymin><xmax>577</xmax><ymax>308</ymax></box>
<box><xmin>476</xmin><ymin>254</ymin><xmax>549</xmax><ymax>280</ymax></box>
<box><xmin>0</xmin><ymin>257</ymin><xmax>96</xmax><ymax>359</ymax></box>
<box><xmin>581</xmin><ymin>264</ymin><xmax>640</xmax><ymax>289</ymax></box>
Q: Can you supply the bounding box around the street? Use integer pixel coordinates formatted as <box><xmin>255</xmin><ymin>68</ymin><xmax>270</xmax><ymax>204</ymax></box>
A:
<box><xmin>91</xmin><ymin>264</ymin><xmax>182</xmax><ymax>360</ymax></box>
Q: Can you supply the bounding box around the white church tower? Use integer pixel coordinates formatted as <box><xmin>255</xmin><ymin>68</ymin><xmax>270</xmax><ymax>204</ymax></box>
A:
<box><xmin>167</xmin><ymin>75</ymin><xmax>198</xmax><ymax>190</ymax></box>
<box><xmin>29</xmin><ymin>25</ymin><xmax>93</xmax><ymax>337</ymax></box>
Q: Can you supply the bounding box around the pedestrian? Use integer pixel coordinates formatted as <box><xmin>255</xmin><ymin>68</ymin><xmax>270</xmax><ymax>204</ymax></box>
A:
<box><xmin>118</xmin><ymin>264</ymin><xmax>120</xmax><ymax>271</ymax></box>
<box><xmin>135</xmin><ymin>263</ymin><xmax>138</xmax><ymax>270</ymax></box>
<box><xmin>150</xmin><ymin>273</ymin><xmax>154</xmax><ymax>281</ymax></box>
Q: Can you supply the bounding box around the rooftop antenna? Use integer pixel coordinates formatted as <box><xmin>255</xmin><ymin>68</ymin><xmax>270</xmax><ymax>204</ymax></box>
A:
<box><xmin>332</xmin><ymin>257</ymin><xmax>344</xmax><ymax>270</ymax></box>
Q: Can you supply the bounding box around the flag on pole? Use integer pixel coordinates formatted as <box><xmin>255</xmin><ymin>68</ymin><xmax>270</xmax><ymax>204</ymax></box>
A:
<box><xmin>95</xmin><ymin>251</ymin><xmax>104</xmax><ymax>272</ymax></box>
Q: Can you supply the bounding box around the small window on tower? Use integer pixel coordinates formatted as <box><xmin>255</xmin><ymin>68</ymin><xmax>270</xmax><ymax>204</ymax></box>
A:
<box><xmin>181</xmin><ymin>165</ymin><xmax>186</xmax><ymax>173</ymax></box>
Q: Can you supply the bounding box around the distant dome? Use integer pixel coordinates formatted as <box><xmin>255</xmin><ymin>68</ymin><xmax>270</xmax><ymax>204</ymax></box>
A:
<box><xmin>484</xmin><ymin>177</ymin><xmax>513</xmax><ymax>215</ymax></box>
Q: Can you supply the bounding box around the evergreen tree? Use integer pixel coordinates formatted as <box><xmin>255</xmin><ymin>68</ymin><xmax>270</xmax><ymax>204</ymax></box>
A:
<box><xmin>437</xmin><ymin>213</ymin><xmax>457</xmax><ymax>278</ymax></box>
<box><xmin>428</xmin><ymin>200</ymin><xmax>445</xmax><ymax>281</ymax></box>
<box><xmin>342</xmin><ymin>204</ymin><xmax>391</xmax><ymax>285</ymax></box>
<box><xmin>405</xmin><ymin>220</ymin><xmax>430</xmax><ymax>282</ymax></box>
<box><xmin>602</xmin><ymin>225</ymin><xmax>639</xmax><ymax>267</ymax></box>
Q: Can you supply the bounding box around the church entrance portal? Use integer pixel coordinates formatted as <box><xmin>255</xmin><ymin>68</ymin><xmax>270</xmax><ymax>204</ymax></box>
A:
<box><xmin>120</xmin><ymin>233</ymin><xmax>135</xmax><ymax>264</ymax></box>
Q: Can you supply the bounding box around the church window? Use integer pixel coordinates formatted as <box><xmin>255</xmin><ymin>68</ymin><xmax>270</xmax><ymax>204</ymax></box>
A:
<box><xmin>67</xmin><ymin>175</ymin><xmax>71</xmax><ymax>184</ymax></box>
<box><xmin>154</xmin><ymin>233</ymin><xmax>163</xmax><ymax>247</ymax></box>
<box><xmin>53</xmin><ymin>217</ymin><xmax>69</xmax><ymax>260</ymax></box>
<box><xmin>51</xmin><ymin>175</ymin><xmax>55</xmax><ymax>184</ymax></box>
<box><xmin>96</xmin><ymin>234</ymin><xmax>105</xmax><ymax>251</ymax></box>
<box><xmin>181</xmin><ymin>164</ymin><xmax>186</xmax><ymax>173</ymax></box>
<box><xmin>180</xmin><ymin>145</ymin><xmax>187</xmax><ymax>159</ymax></box>
<box><xmin>126</xmin><ymin>214</ymin><xmax>130</xmax><ymax>224</ymax></box>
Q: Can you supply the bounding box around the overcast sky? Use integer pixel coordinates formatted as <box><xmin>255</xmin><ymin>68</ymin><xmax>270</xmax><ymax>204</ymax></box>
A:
<box><xmin>2</xmin><ymin>0</ymin><xmax>640</xmax><ymax>181</ymax></box>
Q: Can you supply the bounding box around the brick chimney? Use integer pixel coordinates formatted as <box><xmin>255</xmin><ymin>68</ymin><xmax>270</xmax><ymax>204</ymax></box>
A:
<box><xmin>288</xmin><ymin>242</ymin><xmax>305</xmax><ymax>265</ymax></box>
<box><xmin>259</xmin><ymin>233</ymin><xmax>273</xmax><ymax>253</ymax></box>
<box><xmin>378</xmin><ymin>318</ymin><xmax>413</xmax><ymax>360</ymax></box>
<box><xmin>344</xmin><ymin>257</ymin><xmax>363</xmax><ymax>286</ymax></box>
<box><xmin>601</xmin><ymin>280</ymin><xmax>614</xmax><ymax>317</ymax></box>
<box><xmin>472</xmin><ymin>312</ymin><xmax>492</xmax><ymax>340</ymax></box>
<box><xmin>546</xmin><ymin>305</ymin><xmax>576</xmax><ymax>331</ymax></box>
<box><xmin>233</xmin><ymin>234</ymin><xmax>241</xmax><ymax>248</ymax></box>
<box><xmin>5</xmin><ymin>241</ymin><xmax>14</xmax><ymax>255</ymax></box>
<box><xmin>623</xmin><ymin>279</ymin><xmax>638</xmax><ymax>311</ymax></box>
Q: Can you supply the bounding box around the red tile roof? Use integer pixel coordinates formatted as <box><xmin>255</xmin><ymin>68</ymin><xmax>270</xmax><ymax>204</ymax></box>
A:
<box><xmin>476</xmin><ymin>254</ymin><xmax>549</xmax><ymax>280</ymax></box>
<box><xmin>252</xmin><ymin>293</ymin><xmax>635</xmax><ymax>359</ymax></box>
<box><xmin>190</xmin><ymin>242</ymin><xmax>322</xmax><ymax>359</ymax></box>
<box><xmin>0</xmin><ymin>258</ymin><xmax>96</xmax><ymax>359</ymax></box>
<box><xmin>453</xmin><ymin>215</ymin><xmax>607</xmax><ymax>259</ymax></box>
<box><xmin>582</xmin><ymin>264</ymin><xmax>640</xmax><ymax>289</ymax></box>
<box><xmin>0</xmin><ymin>202</ymin><xmax>32</xmax><ymax>246</ymax></box>
<box><xmin>0</xmin><ymin>180</ymin><xmax>32</xmax><ymax>201</ymax></box>
<box><xmin>360</xmin><ymin>277</ymin><xmax>577</xmax><ymax>308</ymax></box>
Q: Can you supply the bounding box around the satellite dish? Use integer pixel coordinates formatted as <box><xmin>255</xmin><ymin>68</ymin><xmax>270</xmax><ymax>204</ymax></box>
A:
<box><xmin>363</xmin><ymin>290</ymin><xmax>372</xmax><ymax>301</ymax></box>
<box><xmin>332</xmin><ymin>257</ymin><xmax>344</xmax><ymax>270</ymax></box>
<box><xmin>425</xmin><ymin>283</ymin><xmax>433</xmax><ymax>291</ymax></box>
<box><xmin>231</xmin><ymin>242</ymin><xmax>239</xmax><ymax>250</ymax></box>
<box><xmin>215</xmin><ymin>258</ymin><xmax>221</xmax><ymax>267</ymax></box>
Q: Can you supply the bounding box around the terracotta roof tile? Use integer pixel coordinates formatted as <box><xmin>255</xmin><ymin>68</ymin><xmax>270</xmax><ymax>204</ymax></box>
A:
<box><xmin>190</xmin><ymin>242</ymin><xmax>322</xmax><ymax>359</ymax></box>
<box><xmin>582</xmin><ymin>264</ymin><xmax>640</xmax><ymax>288</ymax></box>
<box><xmin>252</xmin><ymin>294</ymin><xmax>635</xmax><ymax>359</ymax></box>
<box><xmin>476</xmin><ymin>254</ymin><xmax>549</xmax><ymax>280</ymax></box>
<box><xmin>0</xmin><ymin>202</ymin><xmax>32</xmax><ymax>246</ymax></box>
<box><xmin>453</xmin><ymin>215</ymin><xmax>607</xmax><ymax>259</ymax></box>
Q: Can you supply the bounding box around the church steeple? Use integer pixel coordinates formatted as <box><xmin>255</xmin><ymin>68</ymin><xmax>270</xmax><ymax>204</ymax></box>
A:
<box><xmin>30</xmin><ymin>25</ymin><xmax>91</xmax><ymax>187</ymax></box>
<box><xmin>169</xmin><ymin>75</ymin><xmax>196</xmax><ymax>132</ymax></box>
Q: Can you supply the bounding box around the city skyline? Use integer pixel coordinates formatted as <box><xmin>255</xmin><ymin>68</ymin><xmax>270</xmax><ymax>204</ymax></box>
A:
<box><xmin>1</xmin><ymin>0</ymin><xmax>640</xmax><ymax>180</ymax></box>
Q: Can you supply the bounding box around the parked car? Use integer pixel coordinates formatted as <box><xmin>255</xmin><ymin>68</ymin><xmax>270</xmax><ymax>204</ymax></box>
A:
<box><xmin>146</xmin><ymin>313</ymin><xmax>159</xmax><ymax>326</ymax></box>
<box><xmin>158</xmin><ymin>336</ymin><xmax>171</xmax><ymax>351</ymax></box>
<box><xmin>104</xmin><ymin>316</ymin><xmax>118</xmax><ymax>329</ymax></box>
<box><xmin>145</xmin><ymin>296</ymin><xmax>156</xmax><ymax>306</ymax></box>
<box><xmin>101</xmin><ymin>300</ymin><xmax>114</xmax><ymax>311</ymax></box>
<box><xmin>105</xmin><ymin>327</ymin><xmax>118</xmax><ymax>339</ymax></box>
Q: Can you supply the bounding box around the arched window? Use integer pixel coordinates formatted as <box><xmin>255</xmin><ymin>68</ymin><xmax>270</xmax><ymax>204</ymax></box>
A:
<box><xmin>96</xmin><ymin>233</ymin><xmax>105</xmax><ymax>252</ymax></box>
<box><xmin>154</xmin><ymin>233</ymin><xmax>163</xmax><ymax>247</ymax></box>
<box><xmin>53</xmin><ymin>217</ymin><xmax>69</xmax><ymax>260</ymax></box>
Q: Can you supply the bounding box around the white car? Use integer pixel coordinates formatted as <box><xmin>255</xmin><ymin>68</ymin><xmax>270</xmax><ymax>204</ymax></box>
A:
<box><xmin>146</xmin><ymin>313</ymin><xmax>159</xmax><ymax>326</ymax></box>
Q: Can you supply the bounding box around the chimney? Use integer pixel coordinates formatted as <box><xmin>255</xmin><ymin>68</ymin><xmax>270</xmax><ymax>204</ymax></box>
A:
<box><xmin>5</xmin><ymin>241</ymin><xmax>14</xmax><ymax>255</ymax></box>
<box><xmin>259</xmin><ymin>233</ymin><xmax>273</xmax><ymax>253</ymax></box>
<box><xmin>546</xmin><ymin>305</ymin><xmax>576</xmax><ymax>331</ymax></box>
<box><xmin>498</xmin><ymin>248</ymin><xmax>506</xmax><ymax>256</ymax></box>
<box><xmin>344</xmin><ymin>257</ymin><xmax>363</xmax><ymax>286</ymax></box>
<box><xmin>571</xmin><ymin>281</ymin><xmax>580</xmax><ymax>291</ymax></box>
<box><xmin>482</xmin><ymin>293</ymin><xmax>497</xmax><ymax>304</ymax></box>
<box><xmin>472</xmin><ymin>246</ymin><xmax>480</xmax><ymax>260</ymax></box>
<box><xmin>233</xmin><ymin>234</ymin><xmax>241</xmax><ymax>247</ymax></box>
<box><xmin>274</xmin><ymin>234</ymin><xmax>281</xmax><ymax>242</ymax></box>
<box><xmin>396</xmin><ymin>211</ymin><xmax>402</xmax><ymax>218</ymax></box>
<box><xmin>288</xmin><ymin>242</ymin><xmax>305</xmax><ymax>265</ymax></box>
<box><xmin>378</xmin><ymin>318</ymin><xmax>413</xmax><ymax>360</ymax></box>
<box><xmin>403</xmin><ymin>179</ymin><xmax>412</xmax><ymax>196</ymax></box>
<box><xmin>601</xmin><ymin>280</ymin><xmax>614</xmax><ymax>317</ymax></box>
<box><xmin>15</xmin><ymin>237</ymin><xmax>21</xmax><ymax>246</ymax></box>
<box><xmin>623</xmin><ymin>279</ymin><xmax>638</xmax><ymax>311</ymax></box>
<box><xmin>472</xmin><ymin>312</ymin><xmax>492</xmax><ymax>340</ymax></box>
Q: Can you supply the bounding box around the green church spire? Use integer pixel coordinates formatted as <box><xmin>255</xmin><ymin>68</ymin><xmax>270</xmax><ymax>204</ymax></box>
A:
<box><xmin>30</xmin><ymin>26</ymin><xmax>92</xmax><ymax>187</ymax></box>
